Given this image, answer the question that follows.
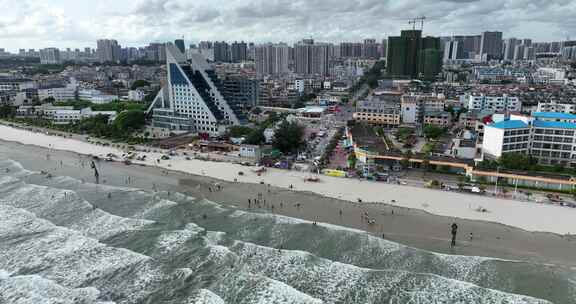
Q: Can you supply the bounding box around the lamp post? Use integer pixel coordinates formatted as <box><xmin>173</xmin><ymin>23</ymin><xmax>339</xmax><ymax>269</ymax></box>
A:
<box><xmin>494</xmin><ymin>166</ymin><xmax>500</xmax><ymax>196</ymax></box>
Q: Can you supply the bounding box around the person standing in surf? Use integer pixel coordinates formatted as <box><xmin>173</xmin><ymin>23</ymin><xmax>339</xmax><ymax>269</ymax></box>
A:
<box><xmin>450</xmin><ymin>223</ymin><xmax>458</xmax><ymax>247</ymax></box>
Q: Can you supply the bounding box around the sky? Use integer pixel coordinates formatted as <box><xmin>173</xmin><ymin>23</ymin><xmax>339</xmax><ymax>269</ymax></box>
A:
<box><xmin>1</xmin><ymin>0</ymin><xmax>576</xmax><ymax>52</ymax></box>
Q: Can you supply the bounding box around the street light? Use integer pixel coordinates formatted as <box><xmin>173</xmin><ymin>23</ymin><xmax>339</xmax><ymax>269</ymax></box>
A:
<box><xmin>494</xmin><ymin>166</ymin><xmax>500</xmax><ymax>196</ymax></box>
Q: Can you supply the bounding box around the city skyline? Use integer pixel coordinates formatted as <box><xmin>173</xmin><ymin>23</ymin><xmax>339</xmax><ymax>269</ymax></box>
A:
<box><xmin>2</xmin><ymin>0</ymin><xmax>576</xmax><ymax>52</ymax></box>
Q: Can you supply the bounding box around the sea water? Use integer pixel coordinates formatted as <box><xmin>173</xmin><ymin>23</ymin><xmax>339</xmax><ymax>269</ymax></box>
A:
<box><xmin>0</xmin><ymin>158</ymin><xmax>574</xmax><ymax>304</ymax></box>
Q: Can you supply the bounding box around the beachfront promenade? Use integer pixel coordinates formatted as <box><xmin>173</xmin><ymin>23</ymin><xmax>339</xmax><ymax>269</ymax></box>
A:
<box><xmin>1</xmin><ymin>124</ymin><xmax>576</xmax><ymax>235</ymax></box>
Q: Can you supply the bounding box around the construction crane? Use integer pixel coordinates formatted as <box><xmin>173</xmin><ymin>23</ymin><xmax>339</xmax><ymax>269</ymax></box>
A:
<box><xmin>408</xmin><ymin>16</ymin><xmax>426</xmax><ymax>31</ymax></box>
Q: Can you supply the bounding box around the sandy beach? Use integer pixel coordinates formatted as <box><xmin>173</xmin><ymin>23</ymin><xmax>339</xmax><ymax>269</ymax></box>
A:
<box><xmin>2</xmin><ymin>125</ymin><xmax>576</xmax><ymax>268</ymax></box>
<box><xmin>1</xmin><ymin>124</ymin><xmax>576</xmax><ymax>235</ymax></box>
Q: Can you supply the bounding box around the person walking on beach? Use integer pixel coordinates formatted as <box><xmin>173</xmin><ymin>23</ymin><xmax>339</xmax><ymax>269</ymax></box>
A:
<box><xmin>450</xmin><ymin>223</ymin><xmax>458</xmax><ymax>247</ymax></box>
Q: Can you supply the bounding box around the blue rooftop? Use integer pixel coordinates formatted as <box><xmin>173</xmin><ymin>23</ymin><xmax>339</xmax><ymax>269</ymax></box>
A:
<box><xmin>532</xmin><ymin>112</ymin><xmax>576</xmax><ymax>120</ymax></box>
<box><xmin>533</xmin><ymin>120</ymin><xmax>576</xmax><ymax>129</ymax></box>
<box><xmin>489</xmin><ymin>120</ymin><xmax>528</xmax><ymax>129</ymax></box>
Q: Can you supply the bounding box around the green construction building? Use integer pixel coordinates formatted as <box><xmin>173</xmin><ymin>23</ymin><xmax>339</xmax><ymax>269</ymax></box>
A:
<box><xmin>386</xmin><ymin>30</ymin><xmax>442</xmax><ymax>80</ymax></box>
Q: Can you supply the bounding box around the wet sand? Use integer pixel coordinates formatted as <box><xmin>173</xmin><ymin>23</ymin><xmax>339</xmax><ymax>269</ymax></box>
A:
<box><xmin>2</xmin><ymin>139</ymin><xmax>576</xmax><ymax>268</ymax></box>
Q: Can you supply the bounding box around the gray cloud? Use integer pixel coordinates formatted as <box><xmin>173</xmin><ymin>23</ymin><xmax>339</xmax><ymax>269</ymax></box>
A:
<box><xmin>1</xmin><ymin>0</ymin><xmax>576</xmax><ymax>51</ymax></box>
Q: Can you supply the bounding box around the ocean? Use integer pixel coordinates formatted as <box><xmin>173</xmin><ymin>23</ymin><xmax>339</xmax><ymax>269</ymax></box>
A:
<box><xmin>0</xmin><ymin>158</ymin><xmax>574</xmax><ymax>304</ymax></box>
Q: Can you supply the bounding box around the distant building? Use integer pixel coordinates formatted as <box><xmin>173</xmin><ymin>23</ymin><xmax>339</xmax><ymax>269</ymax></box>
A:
<box><xmin>230</xmin><ymin>41</ymin><xmax>248</xmax><ymax>63</ymax></box>
<box><xmin>213</xmin><ymin>41</ymin><xmax>230</xmax><ymax>62</ymax></box>
<box><xmin>254</xmin><ymin>43</ymin><xmax>290</xmax><ymax>78</ymax></box>
<box><xmin>462</xmin><ymin>94</ymin><xmax>521</xmax><ymax>112</ymax></box>
<box><xmin>479</xmin><ymin>31</ymin><xmax>503</xmax><ymax>61</ymax></box>
<box><xmin>97</xmin><ymin>39</ymin><xmax>121</xmax><ymax>63</ymax></box>
<box><xmin>39</xmin><ymin>48</ymin><xmax>61</xmax><ymax>65</ymax></box>
<box><xmin>386</xmin><ymin>30</ymin><xmax>442</xmax><ymax>80</ymax></box>
<box><xmin>294</xmin><ymin>40</ymin><xmax>331</xmax><ymax>77</ymax></box>
<box><xmin>174</xmin><ymin>39</ymin><xmax>185</xmax><ymax>54</ymax></box>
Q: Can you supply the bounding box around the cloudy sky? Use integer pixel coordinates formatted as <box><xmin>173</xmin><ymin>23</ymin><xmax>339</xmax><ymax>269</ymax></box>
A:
<box><xmin>1</xmin><ymin>0</ymin><xmax>576</xmax><ymax>51</ymax></box>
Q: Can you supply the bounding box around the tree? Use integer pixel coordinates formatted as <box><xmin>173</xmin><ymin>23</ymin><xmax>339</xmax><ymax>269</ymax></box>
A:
<box><xmin>43</xmin><ymin>97</ymin><xmax>56</xmax><ymax>104</ymax></box>
<box><xmin>0</xmin><ymin>105</ymin><xmax>16</xmax><ymax>118</ymax></box>
<box><xmin>131</xmin><ymin>80</ymin><xmax>151</xmax><ymax>90</ymax></box>
<box><xmin>228</xmin><ymin>126</ymin><xmax>254</xmax><ymax>138</ymax></box>
<box><xmin>114</xmin><ymin>110</ymin><xmax>145</xmax><ymax>132</ymax></box>
<box><xmin>272</xmin><ymin>121</ymin><xmax>305</xmax><ymax>154</ymax></box>
<box><xmin>347</xmin><ymin>153</ymin><xmax>357</xmax><ymax>169</ymax></box>
<box><xmin>400</xmin><ymin>151</ymin><xmax>413</xmax><ymax>168</ymax></box>
<box><xmin>423</xmin><ymin>124</ymin><xmax>445</xmax><ymax>140</ymax></box>
<box><xmin>498</xmin><ymin>153</ymin><xmax>535</xmax><ymax>171</ymax></box>
<box><xmin>245</xmin><ymin>127</ymin><xmax>265</xmax><ymax>145</ymax></box>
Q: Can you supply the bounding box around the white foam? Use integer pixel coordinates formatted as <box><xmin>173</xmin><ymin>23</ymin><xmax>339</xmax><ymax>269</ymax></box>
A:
<box><xmin>0</xmin><ymin>271</ymin><xmax>111</xmax><ymax>304</ymax></box>
<box><xmin>191</xmin><ymin>289</ymin><xmax>226</xmax><ymax>304</ymax></box>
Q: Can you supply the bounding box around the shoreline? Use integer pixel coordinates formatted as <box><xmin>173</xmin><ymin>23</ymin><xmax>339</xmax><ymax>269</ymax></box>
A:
<box><xmin>1</xmin><ymin>124</ymin><xmax>576</xmax><ymax>235</ymax></box>
<box><xmin>2</xmin><ymin>135</ymin><xmax>576</xmax><ymax>267</ymax></box>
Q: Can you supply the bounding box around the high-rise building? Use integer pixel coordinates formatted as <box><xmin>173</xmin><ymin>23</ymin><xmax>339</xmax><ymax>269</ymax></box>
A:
<box><xmin>443</xmin><ymin>39</ymin><xmax>462</xmax><ymax>61</ymax></box>
<box><xmin>362</xmin><ymin>39</ymin><xmax>380</xmax><ymax>59</ymax></box>
<box><xmin>255</xmin><ymin>43</ymin><xmax>290</xmax><ymax>78</ymax></box>
<box><xmin>513</xmin><ymin>44</ymin><xmax>525</xmax><ymax>61</ymax></box>
<box><xmin>149</xmin><ymin>44</ymin><xmax>245</xmax><ymax>136</ymax></box>
<box><xmin>213</xmin><ymin>41</ymin><xmax>230</xmax><ymax>62</ymax></box>
<box><xmin>387</xmin><ymin>30</ymin><xmax>442</xmax><ymax>80</ymax></box>
<box><xmin>174</xmin><ymin>39</ymin><xmax>185</xmax><ymax>54</ymax></box>
<box><xmin>39</xmin><ymin>48</ymin><xmax>61</xmax><ymax>65</ymax></box>
<box><xmin>96</xmin><ymin>39</ymin><xmax>121</xmax><ymax>63</ymax></box>
<box><xmin>504</xmin><ymin>38</ymin><xmax>520</xmax><ymax>61</ymax></box>
<box><xmin>294</xmin><ymin>40</ymin><xmax>330</xmax><ymax>76</ymax></box>
<box><xmin>338</xmin><ymin>42</ymin><xmax>363</xmax><ymax>58</ymax></box>
<box><xmin>479</xmin><ymin>31</ymin><xmax>503</xmax><ymax>61</ymax></box>
<box><xmin>230</xmin><ymin>41</ymin><xmax>248</xmax><ymax>63</ymax></box>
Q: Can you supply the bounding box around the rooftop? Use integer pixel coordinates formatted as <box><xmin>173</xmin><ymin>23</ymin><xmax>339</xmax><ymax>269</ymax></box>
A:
<box><xmin>533</xmin><ymin>120</ymin><xmax>576</xmax><ymax>129</ymax></box>
<box><xmin>532</xmin><ymin>112</ymin><xmax>576</xmax><ymax>120</ymax></box>
<box><xmin>489</xmin><ymin>120</ymin><xmax>528</xmax><ymax>129</ymax></box>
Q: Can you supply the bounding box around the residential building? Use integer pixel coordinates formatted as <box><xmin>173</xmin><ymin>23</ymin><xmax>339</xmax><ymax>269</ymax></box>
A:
<box><xmin>462</xmin><ymin>94</ymin><xmax>521</xmax><ymax>112</ymax></box>
<box><xmin>423</xmin><ymin>111</ymin><xmax>451</xmax><ymax>127</ymax></box>
<box><xmin>294</xmin><ymin>40</ymin><xmax>331</xmax><ymax>76</ymax></box>
<box><xmin>386</xmin><ymin>30</ymin><xmax>442</xmax><ymax>80</ymax></box>
<box><xmin>536</xmin><ymin>101</ymin><xmax>576</xmax><ymax>114</ymax></box>
<box><xmin>148</xmin><ymin>44</ymin><xmax>244</xmax><ymax>136</ymax></box>
<box><xmin>213</xmin><ymin>41</ymin><xmax>230</xmax><ymax>62</ymax></box>
<box><xmin>0</xmin><ymin>77</ymin><xmax>35</xmax><ymax>92</ymax></box>
<box><xmin>38</xmin><ymin>85</ymin><xmax>76</xmax><ymax>101</ymax></box>
<box><xmin>97</xmin><ymin>39</ymin><xmax>121</xmax><ymax>63</ymax></box>
<box><xmin>254</xmin><ymin>43</ymin><xmax>290</xmax><ymax>78</ymax></box>
<box><xmin>353</xmin><ymin>97</ymin><xmax>401</xmax><ymax>127</ymax></box>
<box><xmin>479</xmin><ymin>31</ymin><xmax>503</xmax><ymax>61</ymax></box>
<box><xmin>231</xmin><ymin>41</ymin><xmax>248</xmax><ymax>63</ymax></box>
<box><xmin>39</xmin><ymin>48</ymin><xmax>61</xmax><ymax>65</ymax></box>
<box><xmin>400</xmin><ymin>93</ymin><xmax>446</xmax><ymax>124</ymax></box>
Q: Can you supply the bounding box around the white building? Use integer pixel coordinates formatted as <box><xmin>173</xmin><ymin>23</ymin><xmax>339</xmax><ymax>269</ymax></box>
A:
<box><xmin>53</xmin><ymin>108</ymin><xmax>117</xmax><ymax>124</ymax></box>
<box><xmin>401</xmin><ymin>93</ymin><xmax>446</xmax><ymax>124</ymax></box>
<box><xmin>462</xmin><ymin>94</ymin><xmax>521</xmax><ymax>112</ymax></box>
<box><xmin>128</xmin><ymin>89</ymin><xmax>145</xmax><ymax>102</ymax></box>
<box><xmin>536</xmin><ymin>101</ymin><xmax>576</xmax><ymax>114</ymax></box>
<box><xmin>38</xmin><ymin>85</ymin><xmax>77</xmax><ymax>101</ymax></box>
<box><xmin>239</xmin><ymin>144</ymin><xmax>261</xmax><ymax>161</ymax></box>
<box><xmin>39</xmin><ymin>48</ymin><xmax>61</xmax><ymax>65</ymax></box>
<box><xmin>149</xmin><ymin>44</ymin><xmax>243</xmax><ymax>137</ymax></box>
<box><xmin>533</xmin><ymin>68</ymin><xmax>568</xmax><ymax>85</ymax></box>
<box><xmin>78</xmin><ymin>89</ymin><xmax>117</xmax><ymax>104</ymax></box>
<box><xmin>482</xmin><ymin>112</ymin><xmax>576</xmax><ymax>167</ymax></box>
